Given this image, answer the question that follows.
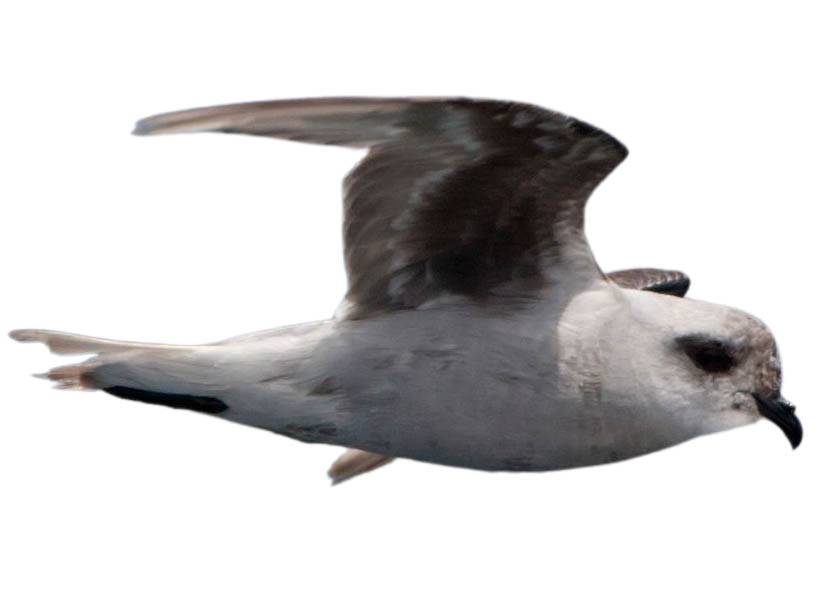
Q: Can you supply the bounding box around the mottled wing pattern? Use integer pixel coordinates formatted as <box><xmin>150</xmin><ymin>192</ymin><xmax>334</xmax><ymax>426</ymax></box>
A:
<box><xmin>135</xmin><ymin>97</ymin><xmax>628</xmax><ymax>317</ymax></box>
<box><xmin>607</xmin><ymin>268</ymin><xmax>691</xmax><ymax>297</ymax></box>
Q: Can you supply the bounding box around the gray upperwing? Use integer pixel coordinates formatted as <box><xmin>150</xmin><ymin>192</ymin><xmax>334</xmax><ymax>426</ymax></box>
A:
<box><xmin>134</xmin><ymin>97</ymin><xmax>628</xmax><ymax>318</ymax></box>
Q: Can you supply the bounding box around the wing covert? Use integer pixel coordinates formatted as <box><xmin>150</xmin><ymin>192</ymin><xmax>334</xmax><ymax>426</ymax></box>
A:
<box><xmin>135</xmin><ymin>97</ymin><xmax>628</xmax><ymax>317</ymax></box>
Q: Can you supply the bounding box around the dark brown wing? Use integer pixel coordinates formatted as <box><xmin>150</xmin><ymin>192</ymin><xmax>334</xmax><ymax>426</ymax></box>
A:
<box><xmin>607</xmin><ymin>268</ymin><xmax>690</xmax><ymax>297</ymax></box>
<box><xmin>134</xmin><ymin>97</ymin><xmax>628</xmax><ymax>317</ymax></box>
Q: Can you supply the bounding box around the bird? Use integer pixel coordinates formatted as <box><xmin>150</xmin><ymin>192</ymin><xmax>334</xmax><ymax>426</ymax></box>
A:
<box><xmin>10</xmin><ymin>97</ymin><xmax>802</xmax><ymax>484</ymax></box>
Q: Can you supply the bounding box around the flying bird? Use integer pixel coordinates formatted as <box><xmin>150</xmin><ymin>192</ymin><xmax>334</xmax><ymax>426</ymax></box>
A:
<box><xmin>10</xmin><ymin>97</ymin><xmax>802</xmax><ymax>484</ymax></box>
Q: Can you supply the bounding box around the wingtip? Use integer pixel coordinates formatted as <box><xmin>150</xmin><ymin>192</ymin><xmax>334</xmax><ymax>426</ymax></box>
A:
<box><xmin>132</xmin><ymin>117</ymin><xmax>162</xmax><ymax>136</ymax></box>
<box><xmin>131</xmin><ymin>113</ymin><xmax>182</xmax><ymax>136</ymax></box>
<box><xmin>9</xmin><ymin>329</ymin><xmax>38</xmax><ymax>343</ymax></box>
<box><xmin>131</xmin><ymin>106</ymin><xmax>237</xmax><ymax>137</ymax></box>
<box><xmin>131</xmin><ymin>120</ymin><xmax>151</xmax><ymax>136</ymax></box>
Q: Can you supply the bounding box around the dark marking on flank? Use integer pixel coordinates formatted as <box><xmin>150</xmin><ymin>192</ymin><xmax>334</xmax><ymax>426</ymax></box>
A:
<box><xmin>495</xmin><ymin>371</ymin><xmax>526</xmax><ymax>385</ymax></box>
<box><xmin>607</xmin><ymin>450</ymin><xmax>623</xmax><ymax>463</ymax></box>
<box><xmin>104</xmin><ymin>386</ymin><xmax>228</xmax><ymax>414</ymax></box>
<box><xmin>281</xmin><ymin>422</ymin><xmax>340</xmax><ymax>443</ymax></box>
<box><xmin>309</xmin><ymin>377</ymin><xmax>342</xmax><ymax>396</ymax></box>
<box><xmin>502</xmin><ymin>457</ymin><xmax>534</xmax><ymax>471</ymax></box>
<box><xmin>426</xmin><ymin>438</ymin><xmax>442</xmax><ymax>451</ymax></box>
<box><xmin>258</xmin><ymin>372</ymin><xmax>293</xmax><ymax>384</ymax></box>
<box><xmin>413</xmin><ymin>347</ymin><xmax>459</xmax><ymax>359</ymax></box>
<box><xmin>411</xmin><ymin>346</ymin><xmax>462</xmax><ymax>370</ymax></box>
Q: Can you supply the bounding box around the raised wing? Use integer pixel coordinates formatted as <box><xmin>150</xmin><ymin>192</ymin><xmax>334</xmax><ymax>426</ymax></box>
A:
<box><xmin>607</xmin><ymin>268</ymin><xmax>690</xmax><ymax>297</ymax></box>
<box><xmin>135</xmin><ymin>97</ymin><xmax>628</xmax><ymax>317</ymax></box>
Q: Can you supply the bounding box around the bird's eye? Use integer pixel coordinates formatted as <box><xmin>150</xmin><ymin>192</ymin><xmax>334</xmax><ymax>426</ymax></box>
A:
<box><xmin>676</xmin><ymin>335</ymin><xmax>737</xmax><ymax>374</ymax></box>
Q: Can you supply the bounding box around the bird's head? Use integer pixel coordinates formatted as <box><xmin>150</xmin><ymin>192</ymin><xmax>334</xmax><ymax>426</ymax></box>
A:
<box><xmin>606</xmin><ymin>289</ymin><xmax>802</xmax><ymax>449</ymax></box>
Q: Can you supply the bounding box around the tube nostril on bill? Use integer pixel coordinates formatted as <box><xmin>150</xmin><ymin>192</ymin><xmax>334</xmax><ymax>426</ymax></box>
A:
<box><xmin>753</xmin><ymin>394</ymin><xmax>802</xmax><ymax>449</ymax></box>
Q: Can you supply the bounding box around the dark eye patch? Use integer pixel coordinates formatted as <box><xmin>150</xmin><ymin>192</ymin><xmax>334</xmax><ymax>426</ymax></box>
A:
<box><xmin>676</xmin><ymin>334</ymin><xmax>737</xmax><ymax>374</ymax></box>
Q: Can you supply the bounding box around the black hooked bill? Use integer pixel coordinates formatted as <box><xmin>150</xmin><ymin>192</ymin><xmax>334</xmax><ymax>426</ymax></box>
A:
<box><xmin>753</xmin><ymin>394</ymin><xmax>802</xmax><ymax>449</ymax></box>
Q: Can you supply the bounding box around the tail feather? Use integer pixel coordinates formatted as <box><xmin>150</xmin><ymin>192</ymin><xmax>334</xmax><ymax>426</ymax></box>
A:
<box><xmin>10</xmin><ymin>329</ymin><xmax>193</xmax><ymax>356</ymax></box>
<box><xmin>37</xmin><ymin>361</ymin><xmax>101</xmax><ymax>390</ymax></box>
<box><xmin>10</xmin><ymin>329</ymin><xmax>224</xmax><ymax>406</ymax></box>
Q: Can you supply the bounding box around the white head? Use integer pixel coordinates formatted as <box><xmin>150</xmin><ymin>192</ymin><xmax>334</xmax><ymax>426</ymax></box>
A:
<box><xmin>596</xmin><ymin>287</ymin><xmax>802</xmax><ymax>450</ymax></box>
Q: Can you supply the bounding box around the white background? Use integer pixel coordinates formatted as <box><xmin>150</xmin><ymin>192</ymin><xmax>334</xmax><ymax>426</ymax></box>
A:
<box><xmin>1</xmin><ymin>2</ymin><xmax>817</xmax><ymax>613</ymax></box>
